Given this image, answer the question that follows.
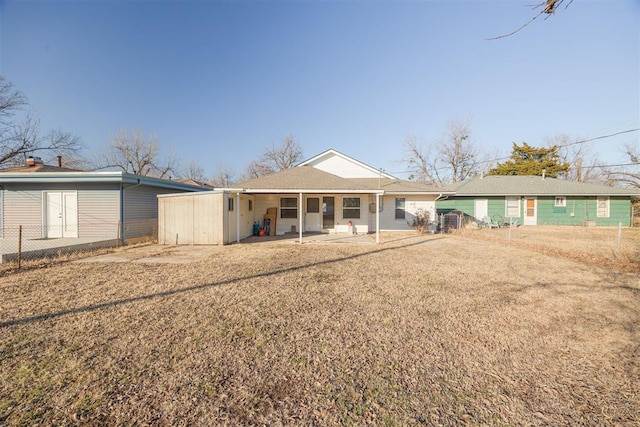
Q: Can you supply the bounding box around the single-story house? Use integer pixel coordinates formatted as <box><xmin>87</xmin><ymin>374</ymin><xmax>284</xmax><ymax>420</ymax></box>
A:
<box><xmin>437</xmin><ymin>175</ymin><xmax>639</xmax><ymax>226</ymax></box>
<box><xmin>0</xmin><ymin>157</ymin><xmax>205</xmax><ymax>243</ymax></box>
<box><xmin>158</xmin><ymin>149</ymin><xmax>453</xmax><ymax>244</ymax></box>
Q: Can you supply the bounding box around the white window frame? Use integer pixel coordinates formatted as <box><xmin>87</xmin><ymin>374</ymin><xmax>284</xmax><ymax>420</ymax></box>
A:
<box><xmin>505</xmin><ymin>196</ymin><xmax>520</xmax><ymax>218</ymax></box>
<box><xmin>228</xmin><ymin>197</ymin><xmax>234</xmax><ymax>212</ymax></box>
<box><xmin>280</xmin><ymin>197</ymin><xmax>298</xmax><ymax>219</ymax></box>
<box><xmin>554</xmin><ymin>196</ymin><xmax>566</xmax><ymax>208</ymax></box>
<box><xmin>395</xmin><ymin>198</ymin><xmax>406</xmax><ymax>220</ymax></box>
<box><xmin>596</xmin><ymin>196</ymin><xmax>610</xmax><ymax>218</ymax></box>
<box><xmin>342</xmin><ymin>197</ymin><xmax>361</xmax><ymax>219</ymax></box>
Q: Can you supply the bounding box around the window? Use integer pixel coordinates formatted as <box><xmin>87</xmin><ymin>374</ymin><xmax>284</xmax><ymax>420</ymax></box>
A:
<box><xmin>597</xmin><ymin>196</ymin><xmax>609</xmax><ymax>218</ymax></box>
<box><xmin>280</xmin><ymin>197</ymin><xmax>298</xmax><ymax>219</ymax></box>
<box><xmin>248</xmin><ymin>200</ymin><xmax>253</xmax><ymax>211</ymax></box>
<box><xmin>307</xmin><ymin>198</ymin><xmax>319</xmax><ymax>213</ymax></box>
<box><xmin>342</xmin><ymin>197</ymin><xmax>361</xmax><ymax>219</ymax></box>
<box><xmin>395</xmin><ymin>198</ymin><xmax>405</xmax><ymax>219</ymax></box>
<box><xmin>554</xmin><ymin>196</ymin><xmax>566</xmax><ymax>207</ymax></box>
<box><xmin>505</xmin><ymin>196</ymin><xmax>520</xmax><ymax>217</ymax></box>
<box><xmin>228</xmin><ymin>197</ymin><xmax>234</xmax><ymax>212</ymax></box>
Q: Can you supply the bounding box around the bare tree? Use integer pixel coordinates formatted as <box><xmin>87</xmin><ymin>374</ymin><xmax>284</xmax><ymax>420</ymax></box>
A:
<box><xmin>179</xmin><ymin>161</ymin><xmax>207</xmax><ymax>183</ymax></box>
<box><xmin>603</xmin><ymin>144</ymin><xmax>640</xmax><ymax>189</ymax></box>
<box><xmin>546</xmin><ymin>134</ymin><xmax>604</xmax><ymax>183</ymax></box>
<box><xmin>95</xmin><ymin>129</ymin><xmax>177</xmax><ymax>178</ymax></box>
<box><xmin>243</xmin><ymin>135</ymin><xmax>303</xmax><ymax>179</ymax></box>
<box><xmin>437</xmin><ymin>118</ymin><xmax>482</xmax><ymax>184</ymax></box>
<box><xmin>487</xmin><ymin>0</ymin><xmax>574</xmax><ymax>40</ymax></box>
<box><xmin>209</xmin><ymin>163</ymin><xmax>237</xmax><ymax>188</ymax></box>
<box><xmin>0</xmin><ymin>76</ymin><xmax>83</xmax><ymax>168</ymax></box>
<box><xmin>403</xmin><ymin>118</ymin><xmax>485</xmax><ymax>186</ymax></box>
<box><xmin>402</xmin><ymin>135</ymin><xmax>438</xmax><ymax>185</ymax></box>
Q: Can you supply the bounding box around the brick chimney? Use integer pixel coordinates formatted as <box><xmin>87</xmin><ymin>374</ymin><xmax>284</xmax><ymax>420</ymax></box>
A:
<box><xmin>25</xmin><ymin>156</ymin><xmax>43</xmax><ymax>167</ymax></box>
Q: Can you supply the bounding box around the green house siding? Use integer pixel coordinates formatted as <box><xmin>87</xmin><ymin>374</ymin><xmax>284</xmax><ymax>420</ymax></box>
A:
<box><xmin>437</xmin><ymin>196</ymin><xmax>632</xmax><ymax>226</ymax></box>
<box><xmin>437</xmin><ymin>198</ymin><xmax>473</xmax><ymax>215</ymax></box>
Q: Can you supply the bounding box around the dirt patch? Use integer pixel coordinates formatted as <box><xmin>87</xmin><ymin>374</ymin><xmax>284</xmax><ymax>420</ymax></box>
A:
<box><xmin>1</xmin><ymin>234</ymin><xmax>638</xmax><ymax>425</ymax></box>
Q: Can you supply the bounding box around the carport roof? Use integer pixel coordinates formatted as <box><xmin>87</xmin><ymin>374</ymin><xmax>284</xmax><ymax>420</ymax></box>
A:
<box><xmin>231</xmin><ymin>166</ymin><xmax>449</xmax><ymax>194</ymax></box>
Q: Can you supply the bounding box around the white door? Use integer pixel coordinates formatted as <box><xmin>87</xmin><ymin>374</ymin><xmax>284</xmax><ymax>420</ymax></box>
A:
<box><xmin>524</xmin><ymin>197</ymin><xmax>537</xmax><ymax>226</ymax></box>
<box><xmin>45</xmin><ymin>191</ymin><xmax>78</xmax><ymax>238</ymax></box>
<box><xmin>305</xmin><ymin>197</ymin><xmax>322</xmax><ymax>232</ymax></box>
<box><xmin>46</xmin><ymin>192</ymin><xmax>63</xmax><ymax>238</ymax></box>
<box><xmin>474</xmin><ymin>199</ymin><xmax>488</xmax><ymax>221</ymax></box>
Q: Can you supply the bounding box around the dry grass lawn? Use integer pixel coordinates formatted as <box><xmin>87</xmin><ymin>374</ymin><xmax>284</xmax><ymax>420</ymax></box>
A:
<box><xmin>1</xmin><ymin>234</ymin><xmax>639</xmax><ymax>425</ymax></box>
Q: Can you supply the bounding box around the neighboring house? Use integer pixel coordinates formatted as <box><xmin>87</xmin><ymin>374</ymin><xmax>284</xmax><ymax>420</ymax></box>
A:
<box><xmin>437</xmin><ymin>175</ymin><xmax>639</xmax><ymax>227</ymax></box>
<box><xmin>0</xmin><ymin>157</ymin><xmax>205</xmax><ymax>243</ymax></box>
<box><xmin>158</xmin><ymin>149</ymin><xmax>452</xmax><ymax>244</ymax></box>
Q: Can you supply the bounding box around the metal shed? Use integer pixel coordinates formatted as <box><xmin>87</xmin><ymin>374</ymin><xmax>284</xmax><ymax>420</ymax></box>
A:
<box><xmin>158</xmin><ymin>191</ymin><xmax>255</xmax><ymax>245</ymax></box>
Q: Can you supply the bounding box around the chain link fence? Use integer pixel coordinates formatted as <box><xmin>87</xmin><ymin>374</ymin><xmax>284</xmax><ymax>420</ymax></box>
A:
<box><xmin>0</xmin><ymin>219</ymin><xmax>158</xmax><ymax>272</ymax></box>
<box><xmin>454</xmin><ymin>216</ymin><xmax>640</xmax><ymax>272</ymax></box>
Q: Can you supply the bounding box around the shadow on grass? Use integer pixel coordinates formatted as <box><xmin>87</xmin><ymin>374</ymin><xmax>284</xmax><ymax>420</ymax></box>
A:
<box><xmin>0</xmin><ymin>236</ymin><xmax>445</xmax><ymax>329</ymax></box>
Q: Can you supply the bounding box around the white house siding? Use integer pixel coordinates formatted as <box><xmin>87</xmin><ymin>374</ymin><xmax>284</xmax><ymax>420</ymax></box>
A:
<box><xmin>226</xmin><ymin>193</ymin><xmax>254</xmax><ymax>243</ymax></box>
<box><xmin>377</xmin><ymin>195</ymin><xmax>436</xmax><ymax>232</ymax></box>
<box><xmin>333</xmin><ymin>194</ymin><xmax>369</xmax><ymax>233</ymax></box>
<box><xmin>305</xmin><ymin>155</ymin><xmax>381</xmax><ymax>178</ymax></box>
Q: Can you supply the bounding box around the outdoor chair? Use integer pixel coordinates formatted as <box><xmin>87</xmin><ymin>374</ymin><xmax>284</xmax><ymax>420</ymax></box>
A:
<box><xmin>482</xmin><ymin>216</ymin><xmax>500</xmax><ymax>229</ymax></box>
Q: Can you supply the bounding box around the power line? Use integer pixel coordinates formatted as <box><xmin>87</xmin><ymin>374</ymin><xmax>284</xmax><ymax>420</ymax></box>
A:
<box><xmin>391</xmin><ymin>127</ymin><xmax>640</xmax><ymax>176</ymax></box>
<box><xmin>561</xmin><ymin>128</ymin><xmax>640</xmax><ymax>147</ymax></box>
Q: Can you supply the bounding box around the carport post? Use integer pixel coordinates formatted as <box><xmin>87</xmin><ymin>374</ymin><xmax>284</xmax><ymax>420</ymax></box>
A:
<box><xmin>299</xmin><ymin>192</ymin><xmax>303</xmax><ymax>244</ymax></box>
<box><xmin>236</xmin><ymin>192</ymin><xmax>241</xmax><ymax>243</ymax></box>
<box><xmin>375</xmin><ymin>193</ymin><xmax>380</xmax><ymax>244</ymax></box>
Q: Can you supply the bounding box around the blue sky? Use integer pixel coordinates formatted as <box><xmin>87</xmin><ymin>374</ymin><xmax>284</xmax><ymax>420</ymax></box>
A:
<box><xmin>1</xmin><ymin>0</ymin><xmax>638</xmax><ymax>179</ymax></box>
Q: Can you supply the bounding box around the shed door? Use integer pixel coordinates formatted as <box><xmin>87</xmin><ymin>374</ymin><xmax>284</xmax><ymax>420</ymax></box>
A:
<box><xmin>305</xmin><ymin>197</ymin><xmax>321</xmax><ymax>232</ymax></box>
<box><xmin>524</xmin><ymin>197</ymin><xmax>537</xmax><ymax>226</ymax></box>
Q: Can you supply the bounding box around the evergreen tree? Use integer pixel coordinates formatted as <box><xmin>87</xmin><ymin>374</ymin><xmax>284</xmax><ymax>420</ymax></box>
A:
<box><xmin>489</xmin><ymin>142</ymin><xmax>570</xmax><ymax>177</ymax></box>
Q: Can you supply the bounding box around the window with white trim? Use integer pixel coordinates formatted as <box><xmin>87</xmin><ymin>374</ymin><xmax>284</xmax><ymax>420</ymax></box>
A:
<box><xmin>395</xmin><ymin>198</ymin><xmax>405</xmax><ymax>219</ymax></box>
<box><xmin>554</xmin><ymin>196</ymin><xmax>566</xmax><ymax>207</ymax></box>
<box><xmin>505</xmin><ymin>196</ymin><xmax>520</xmax><ymax>217</ymax></box>
<box><xmin>342</xmin><ymin>197</ymin><xmax>361</xmax><ymax>219</ymax></box>
<box><xmin>597</xmin><ymin>196</ymin><xmax>609</xmax><ymax>218</ymax></box>
<box><xmin>228</xmin><ymin>197</ymin><xmax>234</xmax><ymax>212</ymax></box>
<box><xmin>280</xmin><ymin>198</ymin><xmax>298</xmax><ymax>219</ymax></box>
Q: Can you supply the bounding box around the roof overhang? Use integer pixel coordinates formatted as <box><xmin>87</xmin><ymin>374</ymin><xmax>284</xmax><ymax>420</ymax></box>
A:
<box><xmin>0</xmin><ymin>171</ymin><xmax>205</xmax><ymax>192</ymax></box>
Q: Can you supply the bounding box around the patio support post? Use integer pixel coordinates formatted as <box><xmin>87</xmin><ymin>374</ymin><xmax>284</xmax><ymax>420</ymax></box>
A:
<box><xmin>236</xmin><ymin>192</ymin><xmax>241</xmax><ymax>243</ymax></box>
<box><xmin>375</xmin><ymin>193</ymin><xmax>380</xmax><ymax>244</ymax></box>
<box><xmin>299</xmin><ymin>192</ymin><xmax>303</xmax><ymax>244</ymax></box>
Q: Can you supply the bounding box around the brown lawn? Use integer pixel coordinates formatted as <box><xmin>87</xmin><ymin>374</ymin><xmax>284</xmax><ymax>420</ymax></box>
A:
<box><xmin>1</xmin><ymin>234</ymin><xmax>639</xmax><ymax>425</ymax></box>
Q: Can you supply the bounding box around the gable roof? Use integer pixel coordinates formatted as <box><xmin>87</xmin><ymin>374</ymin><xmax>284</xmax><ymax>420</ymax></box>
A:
<box><xmin>234</xmin><ymin>165</ymin><xmax>447</xmax><ymax>195</ymax></box>
<box><xmin>444</xmin><ymin>175</ymin><xmax>640</xmax><ymax>197</ymax></box>
<box><xmin>297</xmin><ymin>148</ymin><xmax>396</xmax><ymax>179</ymax></box>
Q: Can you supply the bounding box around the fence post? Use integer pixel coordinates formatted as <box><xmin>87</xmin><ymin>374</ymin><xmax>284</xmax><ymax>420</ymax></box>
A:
<box><xmin>616</xmin><ymin>221</ymin><xmax>622</xmax><ymax>253</ymax></box>
<box><xmin>18</xmin><ymin>225</ymin><xmax>22</xmax><ymax>269</ymax></box>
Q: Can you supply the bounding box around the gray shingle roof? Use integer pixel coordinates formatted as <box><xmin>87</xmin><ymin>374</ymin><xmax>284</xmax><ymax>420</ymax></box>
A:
<box><xmin>235</xmin><ymin>166</ymin><xmax>447</xmax><ymax>194</ymax></box>
<box><xmin>444</xmin><ymin>175</ymin><xmax>640</xmax><ymax>196</ymax></box>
